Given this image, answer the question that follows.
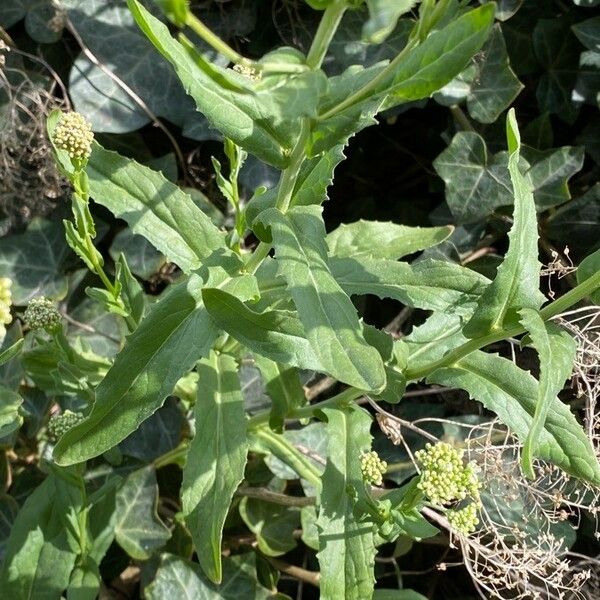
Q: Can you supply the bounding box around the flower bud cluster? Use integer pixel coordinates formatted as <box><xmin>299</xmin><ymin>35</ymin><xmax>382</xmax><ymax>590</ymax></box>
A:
<box><xmin>47</xmin><ymin>410</ymin><xmax>85</xmax><ymax>443</ymax></box>
<box><xmin>23</xmin><ymin>297</ymin><xmax>61</xmax><ymax>332</ymax></box>
<box><xmin>0</xmin><ymin>278</ymin><xmax>12</xmax><ymax>334</ymax></box>
<box><xmin>360</xmin><ymin>450</ymin><xmax>388</xmax><ymax>486</ymax></box>
<box><xmin>447</xmin><ymin>503</ymin><xmax>480</xmax><ymax>535</ymax></box>
<box><xmin>415</xmin><ymin>442</ymin><xmax>480</xmax><ymax>506</ymax></box>
<box><xmin>53</xmin><ymin>111</ymin><xmax>94</xmax><ymax>161</ymax></box>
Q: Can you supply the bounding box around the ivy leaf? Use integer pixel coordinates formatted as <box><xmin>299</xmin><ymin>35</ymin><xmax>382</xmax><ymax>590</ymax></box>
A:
<box><xmin>362</xmin><ymin>0</ymin><xmax>417</xmax><ymax>44</ymax></box>
<box><xmin>545</xmin><ymin>184</ymin><xmax>600</xmax><ymax>257</ymax></box>
<box><xmin>109</xmin><ymin>229</ymin><xmax>166</xmax><ymax>281</ymax></box>
<box><xmin>87</xmin><ymin>142</ymin><xmax>227</xmax><ymax>273</ymax></box>
<box><xmin>572</xmin><ymin>16</ymin><xmax>600</xmax><ymax>52</ymax></box>
<box><xmin>115</xmin><ymin>466</ymin><xmax>170</xmax><ymax>559</ymax></box>
<box><xmin>519</xmin><ymin>309</ymin><xmax>578</xmax><ymax>478</ymax></box>
<box><xmin>53</xmin><ymin>273</ymin><xmax>224</xmax><ymax>465</ymax></box>
<box><xmin>577</xmin><ymin>247</ymin><xmax>600</xmax><ymax>303</ymax></box>
<box><xmin>427</xmin><ymin>351</ymin><xmax>600</xmax><ymax>484</ymax></box>
<box><xmin>0</xmin><ymin>218</ymin><xmax>70</xmax><ymax>305</ymax></box>
<box><xmin>436</xmin><ymin>25</ymin><xmax>523</xmax><ymax>123</ymax></box>
<box><xmin>533</xmin><ymin>17</ymin><xmax>581</xmax><ymax>123</ymax></box>
<box><xmin>239</xmin><ymin>498</ymin><xmax>300</xmax><ymax>557</ymax></box>
<box><xmin>257</xmin><ymin>206</ymin><xmax>386</xmax><ymax>392</ymax></box>
<box><xmin>182</xmin><ymin>352</ymin><xmax>248</xmax><ymax>584</ymax></box>
<box><xmin>63</xmin><ymin>0</ymin><xmax>206</xmax><ymax>134</ymax></box>
<box><xmin>0</xmin><ymin>472</ymin><xmax>83</xmax><ymax>597</ymax></box>
<box><xmin>317</xmin><ymin>405</ymin><xmax>376</xmax><ymax>600</ymax></box>
<box><xmin>146</xmin><ymin>553</ymin><xmax>265</xmax><ymax>599</ymax></box>
<box><xmin>326</xmin><ymin>221</ymin><xmax>452</xmax><ymax>260</ymax></box>
<box><xmin>463</xmin><ymin>110</ymin><xmax>546</xmax><ymax>338</ymax></box>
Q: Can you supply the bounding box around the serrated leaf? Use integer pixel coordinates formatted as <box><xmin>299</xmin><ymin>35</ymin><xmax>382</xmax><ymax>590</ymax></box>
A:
<box><xmin>54</xmin><ymin>273</ymin><xmax>222</xmax><ymax>465</ymax></box>
<box><xmin>239</xmin><ymin>498</ymin><xmax>299</xmax><ymax>557</ymax></box>
<box><xmin>182</xmin><ymin>352</ymin><xmax>248</xmax><ymax>584</ymax></box>
<box><xmin>519</xmin><ymin>309</ymin><xmax>578</xmax><ymax>478</ymax></box>
<box><xmin>128</xmin><ymin>0</ymin><xmax>294</xmax><ymax>168</ymax></box>
<box><xmin>326</xmin><ymin>221</ymin><xmax>452</xmax><ymax>260</ymax></box>
<box><xmin>463</xmin><ymin>110</ymin><xmax>546</xmax><ymax>337</ymax></box>
<box><xmin>257</xmin><ymin>206</ymin><xmax>386</xmax><ymax>392</ymax></box>
<box><xmin>331</xmin><ymin>257</ymin><xmax>489</xmax><ymax>315</ymax></box>
<box><xmin>362</xmin><ymin>0</ymin><xmax>417</xmax><ymax>44</ymax></box>
<box><xmin>115</xmin><ymin>466</ymin><xmax>170</xmax><ymax>559</ymax></box>
<box><xmin>427</xmin><ymin>351</ymin><xmax>600</xmax><ymax>484</ymax></box>
<box><xmin>86</xmin><ymin>142</ymin><xmax>227</xmax><ymax>273</ymax></box>
<box><xmin>0</xmin><ymin>218</ymin><xmax>70</xmax><ymax>305</ymax></box>
<box><xmin>317</xmin><ymin>405</ymin><xmax>376</xmax><ymax>600</ymax></box>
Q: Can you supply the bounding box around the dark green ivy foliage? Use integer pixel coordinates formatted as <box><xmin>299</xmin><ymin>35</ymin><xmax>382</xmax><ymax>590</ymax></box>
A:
<box><xmin>0</xmin><ymin>1</ymin><xmax>598</xmax><ymax>599</ymax></box>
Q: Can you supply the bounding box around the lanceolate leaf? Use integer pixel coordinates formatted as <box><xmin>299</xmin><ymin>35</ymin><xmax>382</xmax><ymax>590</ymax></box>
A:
<box><xmin>54</xmin><ymin>273</ymin><xmax>222</xmax><ymax>465</ymax></box>
<box><xmin>182</xmin><ymin>352</ymin><xmax>248</xmax><ymax>584</ymax></box>
<box><xmin>128</xmin><ymin>0</ymin><xmax>293</xmax><ymax>168</ymax></box>
<box><xmin>115</xmin><ymin>466</ymin><xmax>170</xmax><ymax>559</ymax></box>
<box><xmin>331</xmin><ymin>257</ymin><xmax>489</xmax><ymax>315</ymax></box>
<box><xmin>326</xmin><ymin>221</ymin><xmax>452</xmax><ymax>260</ymax></box>
<box><xmin>258</xmin><ymin>206</ymin><xmax>386</xmax><ymax>392</ymax></box>
<box><xmin>519</xmin><ymin>309</ymin><xmax>578</xmax><ymax>478</ymax></box>
<box><xmin>463</xmin><ymin>110</ymin><xmax>546</xmax><ymax>338</ymax></box>
<box><xmin>317</xmin><ymin>405</ymin><xmax>376</xmax><ymax>600</ymax></box>
<box><xmin>203</xmin><ymin>288</ymin><xmax>322</xmax><ymax>371</ymax></box>
<box><xmin>427</xmin><ymin>351</ymin><xmax>600</xmax><ymax>484</ymax></box>
<box><xmin>87</xmin><ymin>142</ymin><xmax>227</xmax><ymax>273</ymax></box>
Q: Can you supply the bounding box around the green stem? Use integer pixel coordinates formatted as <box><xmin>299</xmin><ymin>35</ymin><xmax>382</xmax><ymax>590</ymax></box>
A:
<box><xmin>318</xmin><ymin>36</ymin><xmax>419</xmax><ymax>121</ymax></box>
<box><xmin>153</xmin><ymin>441</ymin><xmax>189</xmax><ymax>469</ymax></box>
<box><xmin>306</xmin><ymin>1</ymin><xmax>348</xmax><ymax>69</ymax></box>
<box><xmin>247</xmin><ymin>387</ymin><xmax>362</xmax><ymax>429</ymax></box>
<box><xmin>252</xmin><ymin>427</ymin><xmax>322</xmax><ymax>489</ymax></box>
<box><xmin>405</xmin><ymin>269</ymin><xmax>600</xmax><ymax>382</ymax></box>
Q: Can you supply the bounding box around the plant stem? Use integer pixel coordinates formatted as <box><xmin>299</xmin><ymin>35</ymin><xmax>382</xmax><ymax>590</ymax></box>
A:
<box><xmin>306</xmin><ymin>1</ymin><xmax>348</xmax><ymax>69</ymax></box>
<box><xmin>405</xmin><ymin>268</ymin><xmax>600</xmax><ymax>381</ymax></box>
<box><xmin>247</xmin><ymin>386</ymin><xmax>363</xmax><ymax>429</ymax></box>
<box><xmin>251</xmin><ymin>427</ymin><xmax>322</xmax><ymax>489</ymax></box>
<box><xmin>236</xmin><ymin>486</ymin><xmax>315</xmax><ymax>507</ymax></box>
<box><xmin>318</xmin><ymin>36</ymin><xmax>419</xmax><ymax>121</ymax></box>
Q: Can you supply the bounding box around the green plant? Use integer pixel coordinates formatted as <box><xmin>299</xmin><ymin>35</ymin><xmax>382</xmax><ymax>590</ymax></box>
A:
<box><xmin>1</xmin><ymin>1</ymin><xmax>599</xmax><ymax>598</ymax></box>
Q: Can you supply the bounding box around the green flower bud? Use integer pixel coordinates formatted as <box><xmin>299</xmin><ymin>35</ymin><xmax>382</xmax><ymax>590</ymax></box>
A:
<box><xmin>360</xmin><ymin>450</ymin><xmax>388</xmax><ymax>486</ymax></box>
<box><xmin>47</xmin><ymin>410</ymin><xmax>85</xmax><ymax>443</ymax></box>
<box><xmin>0</xmin><ymin>278</ymin><xmax>12</xmax><ymax>335</ymax></box>
<box><xmin>23</xmin><ymin>297</ymin><xmax>61</xmax><ymax>332</ymax></box>
<box><xmin>415</xmin><ymin>442</ymin><xmax>481</xmax><ymax>506</ymax></box>
<box><xmin>53</xmin><ymin>111</ymin><xmax>94</xmax><ymax>161</ymax></box>
<box><xmin>447</xmin><ymin>503</ymin><xmax>479</xmax><ymax>535</ymax></box>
